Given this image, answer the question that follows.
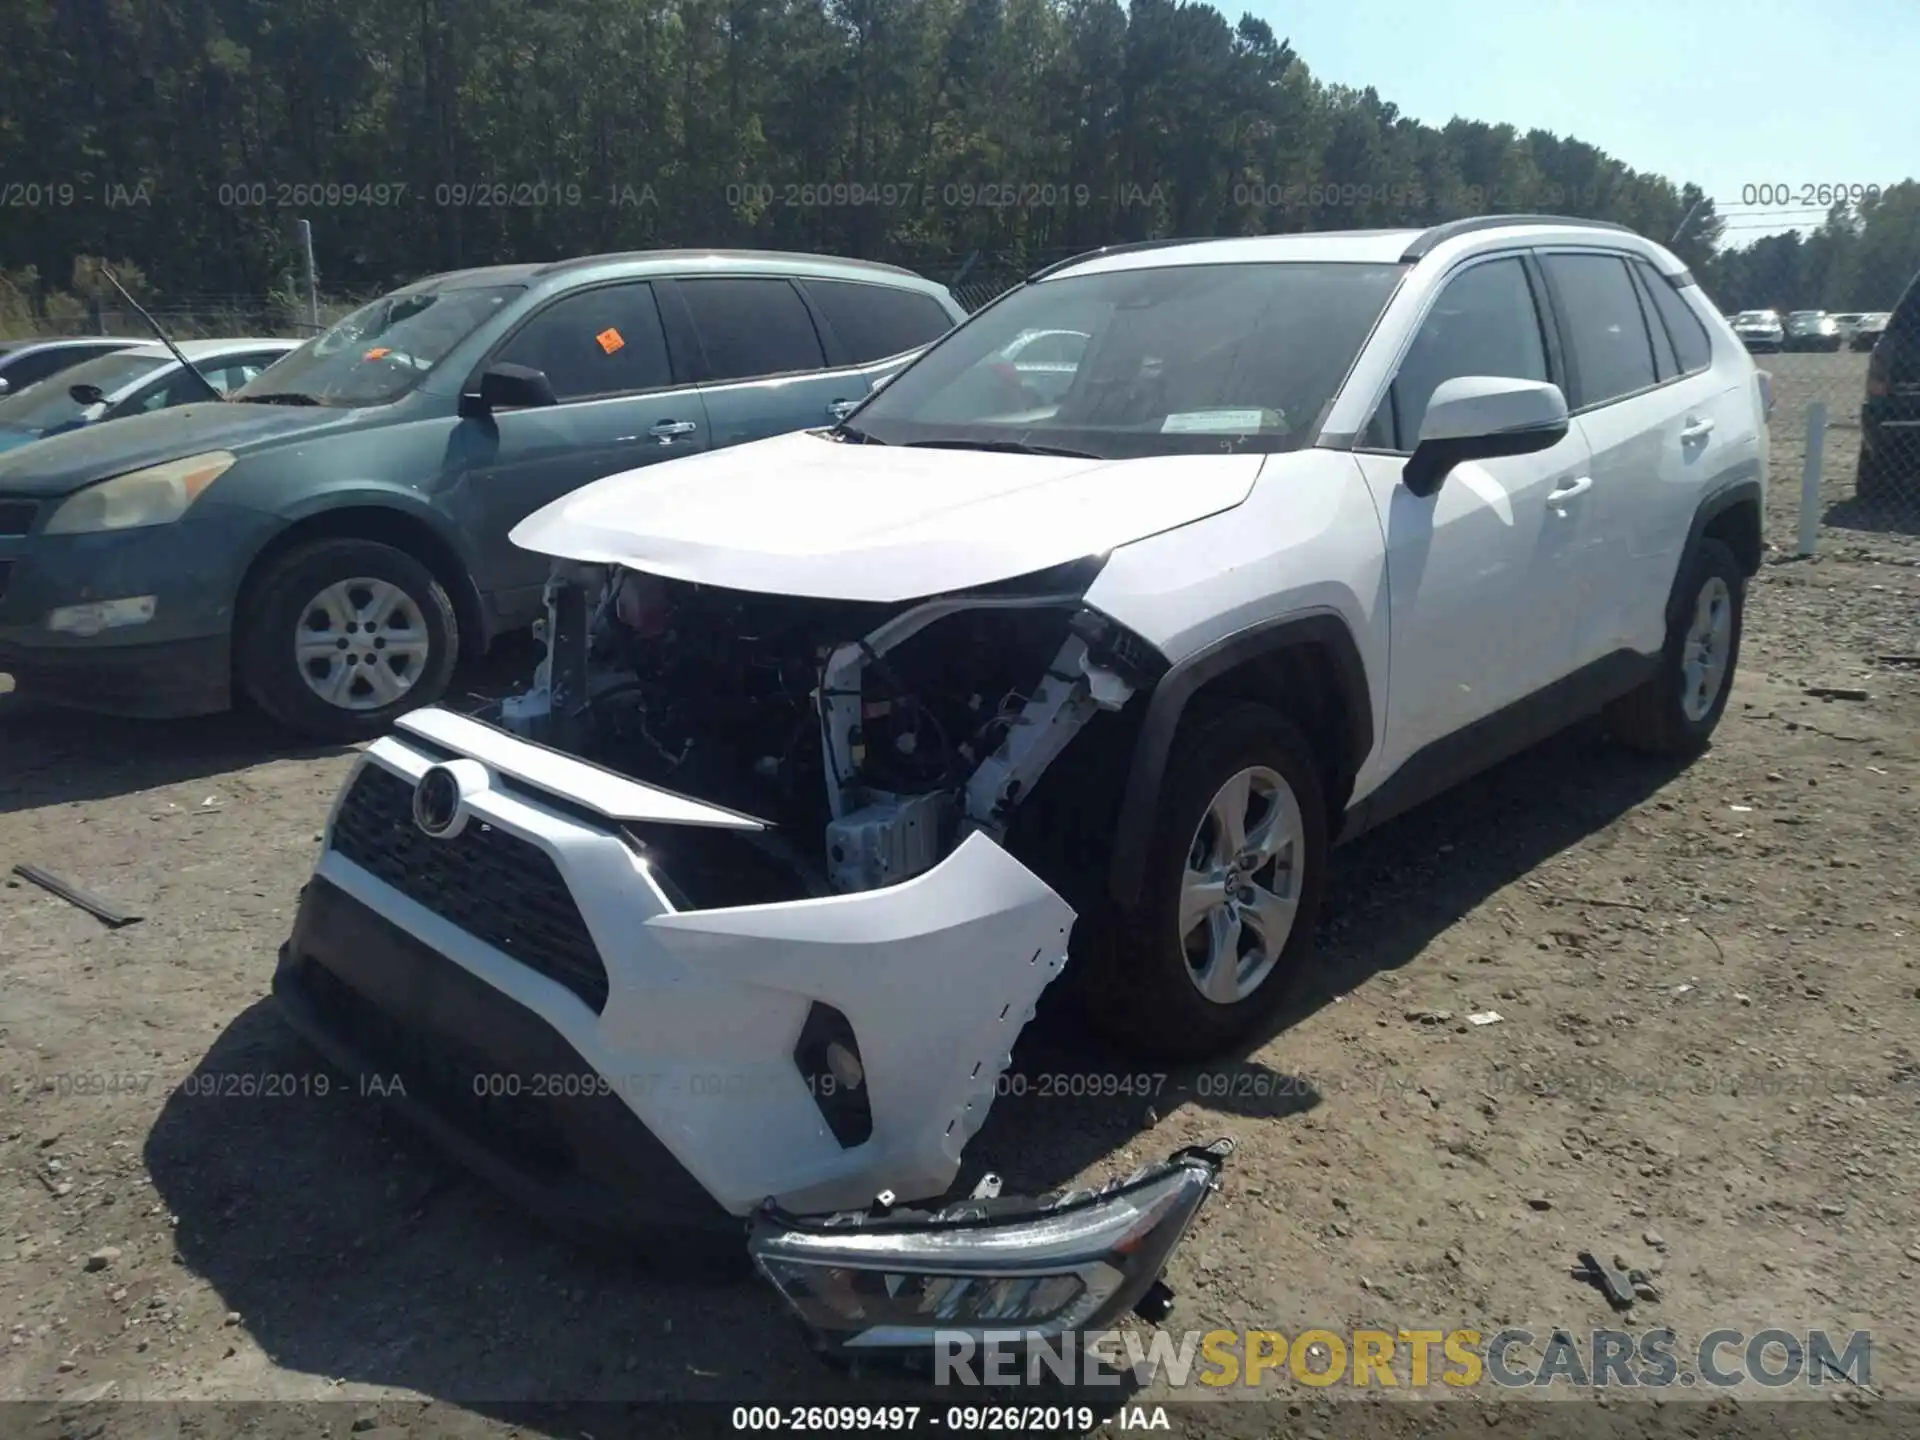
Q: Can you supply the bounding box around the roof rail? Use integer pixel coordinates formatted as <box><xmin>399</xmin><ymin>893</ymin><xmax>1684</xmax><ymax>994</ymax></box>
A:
<box><xmin>531</xmin><ymin>249</ymin><xmax>924</xmax><ymax>280</ymax></box>
<box><xmin>1400</xmin><ymin>214</ymin><xmax>1640</xmax><ymax>262</ymax></box>
<box><xmin>1027</xmin><ymin>237</ymin><xmax>1202</xmax><ymax>282</ymax></box>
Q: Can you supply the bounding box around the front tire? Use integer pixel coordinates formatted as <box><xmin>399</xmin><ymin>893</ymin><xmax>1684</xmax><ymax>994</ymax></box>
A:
<box><xmin>1085</xmin><ymin>702</ymin><xmax>1329</xmax><ymax>1062</ymax></box>
<box><xmin>1605</xmin><ymin>538</ymin><xmax>1744</xmax><ymax>757</ymax></box>
<box><xmin>238</xmin><ymin>538</ymin><xmax>459</xmax><ymax>742</ymax></box>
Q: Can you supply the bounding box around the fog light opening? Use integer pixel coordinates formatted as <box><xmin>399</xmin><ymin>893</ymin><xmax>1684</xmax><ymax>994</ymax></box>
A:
<box><xmin>793</xmin><ymin>1002</ymin><xmax>873</xmax><ymax>1148</ymax></box>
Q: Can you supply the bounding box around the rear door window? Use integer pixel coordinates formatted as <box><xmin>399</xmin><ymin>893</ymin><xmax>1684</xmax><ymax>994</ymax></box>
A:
<box><xmin>800</xmin><ymin>279</ymin><xmax>954</xmax><ymax>364</ymax></box>
<box><xmin>676</xmin><ymin>278</ymin><xmax>826</xmax><ymax>382</ymax></box>
<box><xmin>1539</xmin><ymin>253</ymin><xmax>1660</xmax><ymax>409</ymax></box>
<box><xmin>493</xmin><ymin>282</ymin><xmax>674</xmax><ymax>402</ymax></box>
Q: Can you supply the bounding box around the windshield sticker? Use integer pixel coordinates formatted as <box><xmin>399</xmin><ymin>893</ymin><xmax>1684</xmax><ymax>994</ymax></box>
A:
<box><xmin>363</xmin><ymin>347</ymin><xmax>392</xmax><ymax>361</ymax></box>
<box><xmin>1161</xmin><ymin>408</ymin><xmax>1287</xmax><ymax>434</ymax></box>
<box><xmin>596</xmin><ymin>328</ymin><xmax>626</xmax><ymax>355</ymax></box>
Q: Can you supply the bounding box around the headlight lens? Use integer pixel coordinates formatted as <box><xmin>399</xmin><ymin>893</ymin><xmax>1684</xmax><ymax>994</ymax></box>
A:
<box><xmin>42</xmin><ymin>451</ymin><xmax>236</xmax><ymax>534</ymax></box>
<box><xmin>748</xmin><ymin>1141</ymin><xmax>1229</xmax><ymax>1358</ymax></box>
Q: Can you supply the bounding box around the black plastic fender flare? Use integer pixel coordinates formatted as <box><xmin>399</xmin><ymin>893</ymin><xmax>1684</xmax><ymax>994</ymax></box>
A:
<box><xmin>1105</xmin><ymin>610</ymin><xmax>1375</xmax><ymax>905</ymax></box>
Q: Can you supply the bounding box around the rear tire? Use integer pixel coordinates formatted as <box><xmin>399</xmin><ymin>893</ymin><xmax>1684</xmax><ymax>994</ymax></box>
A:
<box><xmin>1083</xmin><ymin>702</ymin><xmax>1328</xmax><ymax>1062</ymax></box>
<box><xmin>1604</xmin><ymin>538</ymin><xmax>1744</xmax><ymax>757</ymax></box>
<box><xmin>238</xmin><ymin>538</ymin><xmax>459</xmax><ymax>742</ymax></box>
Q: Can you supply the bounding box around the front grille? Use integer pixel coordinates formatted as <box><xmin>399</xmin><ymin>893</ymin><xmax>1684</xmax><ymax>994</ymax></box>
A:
<box><xmin>330</xmin><ymin>762</ymin><xmax>611</xmax><ymax>1012</ymax></box>
<box><xmin>0</xmin><ymin>499</ymin><xmax>36</xmax><ymax>536</ymax></box>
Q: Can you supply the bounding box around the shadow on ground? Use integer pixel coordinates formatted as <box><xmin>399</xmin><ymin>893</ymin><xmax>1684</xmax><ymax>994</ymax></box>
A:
<box><xmin>0</xmin><ymin>636</ymin><xmax>539</xmax><ymax>816</ymax></box>
<box><xmin>143</xmin><ymin>716</ymin><xmax>1685</xmax><ymax>1418</ymax></box>
<box><xmin>1822</xmin><ymin>492</ymin><xmax>1920</xmax><ymax>538</ymax></box>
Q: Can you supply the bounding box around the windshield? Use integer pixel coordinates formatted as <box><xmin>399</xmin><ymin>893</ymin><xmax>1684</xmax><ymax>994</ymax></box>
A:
<box><xmin>232</xmin><ymin>284</ymin><xmax>522</xmax><ymax>406</ymax></box>
<box><xmin>847</xmin><ymin>261</ymin><xmax>1406</xmax><ymax>458</ymax></box>
<box><xmin>0</xmin><ymin>351</ymin><xmax>166</xmax><ymax>431</ymax></box>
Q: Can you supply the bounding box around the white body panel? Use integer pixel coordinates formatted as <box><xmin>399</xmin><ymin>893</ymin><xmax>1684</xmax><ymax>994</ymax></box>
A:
<box><xmin>321</xmin><ymin>724</ymin><xmax>1075</xmax><ymax>1216</ymax></box>
<box><xmin>509</xmin><ymin>427</ymin><xmax>1264</xmax><ymax>603</ymax></box>
<box><xmin>1350</xmin><ymin>428</ymin><xmax>1601</xmax><ymax>777</ymax></box>
<box><xmin>1082</xmin><ymin>450</ymin><xmax>1394</xmax><ymax>796</ymax></box>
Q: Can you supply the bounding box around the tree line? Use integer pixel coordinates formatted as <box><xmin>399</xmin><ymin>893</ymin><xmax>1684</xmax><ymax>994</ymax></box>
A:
<box><xmin>2</xmin><ymin>0</ymin><xmax>1915</xmax><ymax>322</ymax></box>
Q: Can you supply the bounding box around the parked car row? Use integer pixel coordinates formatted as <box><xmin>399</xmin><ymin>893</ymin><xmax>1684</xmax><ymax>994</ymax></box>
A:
<box><xmin>1723</xmin><ymin>307</ymin><xmax>1896</xmax><ymax>356</ymax></box>
<box><xmin>0</xmin><ymin>252</ymin><xmax>968</xmax><ymax>736</ymax></box>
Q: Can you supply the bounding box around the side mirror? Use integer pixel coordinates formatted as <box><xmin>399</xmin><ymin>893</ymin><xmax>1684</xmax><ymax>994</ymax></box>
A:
<box><xmin>1402</xmin><ymin>376</ymin><xmax>1569</xmax><ymax>498</ymax></box>
<box><xmin>0</xmin><ymin>377</ymin><xmax>11</xmax><ymax>396</ymax></box>
<box><xmin>68</xmin><ymin>382</ymin><xmax>107</xmax><ymax>407</ymax></box>
<box><xmin>460</xmin><ymin>362</ymin><xmax>557</xmax><ymax>417</ymax></box>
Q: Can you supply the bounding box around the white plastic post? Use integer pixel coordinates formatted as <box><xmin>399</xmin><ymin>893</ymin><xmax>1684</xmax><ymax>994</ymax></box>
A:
<box><xmin>1797</xmin><ymin>401</ymin><xmax>1827</xmax><ymax>557</ymax></box>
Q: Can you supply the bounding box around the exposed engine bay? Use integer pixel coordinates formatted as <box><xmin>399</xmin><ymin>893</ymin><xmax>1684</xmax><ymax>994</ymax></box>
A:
<box><xmin>497</xmin><ymin>559</ymin><xmax>1163</xmax><ymax>905</ymax></box>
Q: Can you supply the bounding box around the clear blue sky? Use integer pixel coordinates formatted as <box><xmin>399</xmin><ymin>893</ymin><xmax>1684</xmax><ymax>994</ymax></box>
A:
<box><xmin>1243</xmin><ymin>0</ymin><xmax>1917</xmax><ymax>248</ymax></box>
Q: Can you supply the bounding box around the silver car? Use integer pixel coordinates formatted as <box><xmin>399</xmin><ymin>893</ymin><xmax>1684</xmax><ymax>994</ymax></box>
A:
<box><xmin>0</xmin><ymin>337</ymin><xmax>297</xmax><ymax>456</ymax></box>
<box><xmin>1730</xmin><ymin>309</ymin><xmax>1784</xmax><ymax>353</ymax></box>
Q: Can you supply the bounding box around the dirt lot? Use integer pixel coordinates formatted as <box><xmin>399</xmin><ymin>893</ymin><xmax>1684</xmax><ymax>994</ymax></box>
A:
<box><xmin>3</xmin><ymin>350</ymin><xmax>1917</xmax><ymax>1436</ymax></box>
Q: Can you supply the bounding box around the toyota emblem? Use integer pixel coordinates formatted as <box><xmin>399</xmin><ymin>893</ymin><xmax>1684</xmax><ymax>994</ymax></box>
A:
<box><xmin>412</xmin><ymin>765</ymin><xmax>463</xmax><ymax>838</ymax></box>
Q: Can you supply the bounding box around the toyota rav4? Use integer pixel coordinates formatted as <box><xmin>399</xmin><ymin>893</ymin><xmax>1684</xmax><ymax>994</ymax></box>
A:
<box><xmin>273</xmin><ymin>216</ymin><xmax>1769</xmax><ymax>1356</ymax></box>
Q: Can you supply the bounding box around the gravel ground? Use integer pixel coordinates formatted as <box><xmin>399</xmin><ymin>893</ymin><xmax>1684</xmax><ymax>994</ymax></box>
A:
<box><xmin>2</xmin><ymin>350</ymin><xmax>1917</xmax><ymax>1437</ymax></box>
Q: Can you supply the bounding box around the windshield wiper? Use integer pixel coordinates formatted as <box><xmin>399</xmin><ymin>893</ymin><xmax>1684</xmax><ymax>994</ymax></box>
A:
<box><xmin>828</xmin><ymin>421</ymin><xmax>884</xmax><ymax>444</ymax></box>
<box><xmin>901</xmin><ymin>438</ymin><xmax>1101</xmax><ymax>459</ymax></box>
<box><xmin>232</xmin><ymin>391</ymin><xmax>324</xmax><ymax>406</ymax></box>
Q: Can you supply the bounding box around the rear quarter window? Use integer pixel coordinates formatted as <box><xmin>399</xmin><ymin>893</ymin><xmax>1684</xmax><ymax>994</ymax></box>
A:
<box><xmin>1633</xmin><ymin>263</ymin><xmax>1714</xmax><ymax>376</ymax></box>
<box><xmin>802</xmin><ymin>279</ymin><xmax>955</xmax><ymax>365</ymax></box>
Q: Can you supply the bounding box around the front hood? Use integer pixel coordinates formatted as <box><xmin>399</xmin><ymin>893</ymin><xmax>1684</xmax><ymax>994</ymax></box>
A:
<box><xmin>0</xmin><ymin>401</ymin><xmax>366</xmax><ymax>499</ymax></box>
<box><xmin>509</xmin><ymin>428</ymin><xmax>1264</xmax><ymax>603</ymax></box>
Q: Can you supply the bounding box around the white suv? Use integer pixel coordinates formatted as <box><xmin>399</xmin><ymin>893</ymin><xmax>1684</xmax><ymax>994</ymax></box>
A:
<box><xmin>273</xmin><ymin>217</ymin><xmax>1768</xmax><ymax>1350</ymax></box>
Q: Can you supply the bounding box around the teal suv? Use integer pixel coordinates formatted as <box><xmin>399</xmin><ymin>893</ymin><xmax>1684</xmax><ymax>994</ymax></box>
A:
<box><xmin>0</xmin><ymin>251</ymin><xmax>963</xmax><ymax>739</ymax></box>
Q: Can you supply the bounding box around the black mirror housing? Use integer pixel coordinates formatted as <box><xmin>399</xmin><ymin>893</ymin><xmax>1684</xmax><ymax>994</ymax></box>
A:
<box><xmin>461</xmin><ymin>362</ymin><xmax>557</xmax><ymax>417</ymax></box>
<box><xmin>1403</xmin><ymin>420</ymin><xmax>1569</xmax><ymax>498</ymax></box>
<box><xmin>68</xmin><ymin>382</ymin><xmax>107</xmax><ymax>407</ymax></box>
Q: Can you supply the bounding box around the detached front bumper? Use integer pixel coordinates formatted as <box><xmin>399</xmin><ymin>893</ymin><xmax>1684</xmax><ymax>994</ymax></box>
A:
<box><xmin>280</xmin><ymin>706</ymin><xmax>1082</xmax><ymax>1222</ymax></box>
<box><xmin>279</xmin><ymin>706</ymin><xmax>1229</xmax><ymax>1346</ymax></box>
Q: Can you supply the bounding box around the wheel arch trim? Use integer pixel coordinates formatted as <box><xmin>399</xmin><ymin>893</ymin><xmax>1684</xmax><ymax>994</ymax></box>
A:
<box><xmin>236</xmin><ymin>493</ymin><xmax>491</xmax><ymax>658</ymax></box>
<box><xmin>1106</xmin><ymin>610</ymin><xmax>1374</xmax><ymax>905</ymax></box>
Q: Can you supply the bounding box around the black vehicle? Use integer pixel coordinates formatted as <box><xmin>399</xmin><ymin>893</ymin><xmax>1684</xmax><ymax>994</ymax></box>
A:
<box><xmin>1858</xmin><ymin>279</ymin><xmax>1919</xmax><ymax>504</ymax></box>
<box><xmin>0</xmin><ymin>337</ymin><xmax>141</xmax><ymax>398</ymax></box>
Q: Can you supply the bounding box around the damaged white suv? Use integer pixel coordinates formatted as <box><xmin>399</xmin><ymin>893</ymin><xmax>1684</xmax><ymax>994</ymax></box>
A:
<box><xmin>275</xmin><ymin>217</ymin><xmax>1768</xmax><ymax>1354</ymax></box>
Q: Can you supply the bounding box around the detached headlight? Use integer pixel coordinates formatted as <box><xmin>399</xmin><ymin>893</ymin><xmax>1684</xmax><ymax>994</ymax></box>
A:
<box><xmin>748</xmin><ymin>1141</ymin><xmax>1229</xmax><ymax>1361</ymax></box>
<box><xmin>42</xmin><ymin>451</ymin><xmax>236</xmax><ymax>534</ymax></box>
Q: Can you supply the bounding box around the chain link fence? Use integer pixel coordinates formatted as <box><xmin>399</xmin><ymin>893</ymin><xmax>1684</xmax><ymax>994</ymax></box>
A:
<box><xmin>1762</xmin><ymin>336</ymin><xmax>1920</xmax><ymax>561</ymax></box>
